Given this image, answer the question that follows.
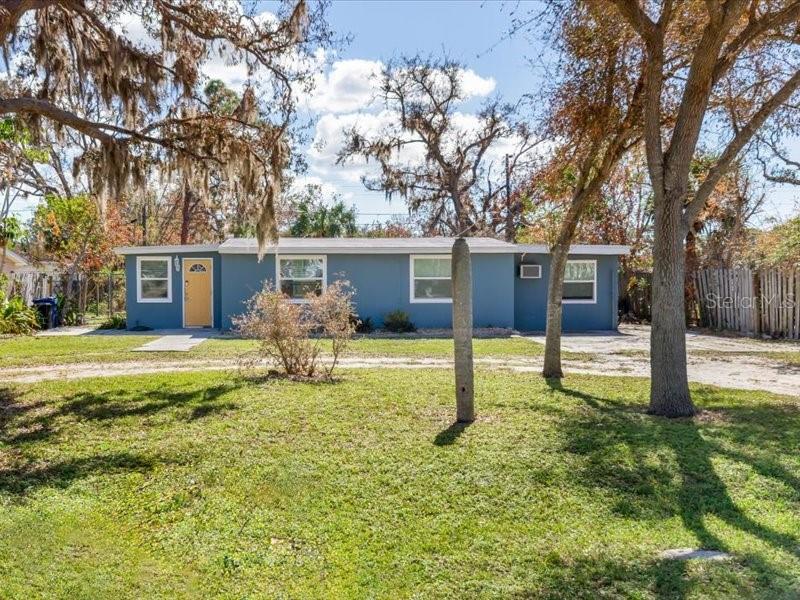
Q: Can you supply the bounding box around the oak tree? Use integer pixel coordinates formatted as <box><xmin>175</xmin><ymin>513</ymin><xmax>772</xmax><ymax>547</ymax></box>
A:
<box><xmin>610</xmin><ymin>0</ymin><xmax>800</xmax><ymax>416</ymax></box>
<box><xmin>0</xmin><ymin>0</ymin><xmax>332</xmax><ymax>251</ymax></box>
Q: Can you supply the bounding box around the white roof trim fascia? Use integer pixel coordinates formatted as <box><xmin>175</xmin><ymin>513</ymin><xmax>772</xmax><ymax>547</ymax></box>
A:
<box><xmin>114</xmin><ymin>244</ymin><xmax>220</xmax><ymax>256</ymax></box>
<box><xmin>219</xmin><ymin>245</ymin><xmax>514</xmax><ymax>255</ymax></box>
<box><xmin>516</xmin><ymin>244</ymin><xmax>631</xmax><ymax>256</ymax></box>
<box><xmin>115</xmin><ymin>241</ymin><xmax>630</xmax><ymax>256</ymax></box>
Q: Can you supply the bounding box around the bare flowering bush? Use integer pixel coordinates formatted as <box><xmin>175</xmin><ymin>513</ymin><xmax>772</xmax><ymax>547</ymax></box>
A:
<box><xmin>233</xmin><ymin>280</ymin><xmax>357</xmax><ymax>379</ymax></box>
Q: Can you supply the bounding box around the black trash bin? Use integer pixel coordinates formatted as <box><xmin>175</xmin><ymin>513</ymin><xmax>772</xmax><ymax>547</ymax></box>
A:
<box><xmin>32</xmin><ymin>297</ymin><xmax>59</xmax><ymax>330</ymax></box>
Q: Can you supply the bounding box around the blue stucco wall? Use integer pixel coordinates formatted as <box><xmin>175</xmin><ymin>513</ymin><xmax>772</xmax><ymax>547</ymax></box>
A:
<box><xmin>328</xmin><ymin>253</ymin><xmax>514</xmax><ymax>329</ymax></box>
<box><xmin>513</xmin><ymin>253</ymin><xmax>619</xmax><ymax>332</ymax></box>
<box><xmin>125</xmin><ymin>252</ymin><xmax>221</xmax><ymax>330</ymax></box>
<box><xmin>217</xmin><ymin>252</ymin><xmax>515</xmax><ymax>330</ymax></box>
<box><xmin>124</xmin><ymin>248</ymin><xmax>620</xmax><ymax>332</ymax></box>
<box><xmin>218</xmin><ymin>254</ymin><xmax>276</xmax><ymax>329</ymax></box>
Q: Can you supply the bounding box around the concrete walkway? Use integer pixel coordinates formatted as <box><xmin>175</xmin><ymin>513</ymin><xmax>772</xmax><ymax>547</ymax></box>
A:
<box><xmin>132</xmin><ymin>332</ymin><xmax>216</xmax><ymax>352</ymax></box>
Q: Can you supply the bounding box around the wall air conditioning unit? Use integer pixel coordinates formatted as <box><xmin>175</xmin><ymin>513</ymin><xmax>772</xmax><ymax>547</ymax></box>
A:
<box><xmin>519</xmin><ymin>264</ymin><xmax>542</xmax><ymax>279</ymax></box>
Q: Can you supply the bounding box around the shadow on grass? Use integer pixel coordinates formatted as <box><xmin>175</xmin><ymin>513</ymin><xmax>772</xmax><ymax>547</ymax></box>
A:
<box><xmin>61</xmin><ymin>383</ymin><xmax>241</xmax><ymax>421</ymax></box>
<box><xmin>544</xmin><ymin>378</ymin><xmax>800</xmax><ymax>598</ymax></box>
<box><xmin>0</xmin><ymin>451</ymin><xmax>164</xmax><ymax>497</ymax></box>
<box><xmin>433</xmin><ymin>421</ymin><xmax>472</xmax><ymax>446</ymax></box>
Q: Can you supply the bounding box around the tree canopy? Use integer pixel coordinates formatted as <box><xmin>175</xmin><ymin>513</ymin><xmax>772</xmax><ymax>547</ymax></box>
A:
<box><xmin>0</xmin><ymin>0</ymin><xmax>333</xmax><ymax>251</ymax></box>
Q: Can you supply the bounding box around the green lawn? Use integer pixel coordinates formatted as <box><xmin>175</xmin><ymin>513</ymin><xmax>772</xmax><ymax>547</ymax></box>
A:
<box><xmin>1</xmin><ymin>369</ymin><xmax>798</xmax><ymax>598</ymax></box>
<box><xmin>0</xmin><ymin>335</ymin><xmax>558</xmax><ymax>368</ymax></box>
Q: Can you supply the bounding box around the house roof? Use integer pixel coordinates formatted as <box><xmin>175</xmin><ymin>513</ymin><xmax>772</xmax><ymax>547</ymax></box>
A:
<box><xmin>114</xmin><ymin>237</ymin><xmax>631</xmax><ymax>256</ymax></box>
<box><xmin>114</xmin><ymin>243</ymin><xmax>221</xmax><ymax>255</ymax></box>
<box><xmin>516</xmin><ymin>244</ymin><xmax>631</xmax><ymax>256</ymax></box>
<box><xmin>3</xmin><ymin>249</ymin><xmax>31</xmax><ymax>267</ymax></box>
<box><xmin>218</xmin><ymin>237</ymin><xmax>519</xmax><ymax>254</ymax></box>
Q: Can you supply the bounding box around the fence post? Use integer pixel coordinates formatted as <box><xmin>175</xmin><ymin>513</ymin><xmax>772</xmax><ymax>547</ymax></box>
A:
<box><xmin>108</xmin><ymin>272</ymin><xmax>113</xmax><ymax>317</ymax></box>
<box><xmin>754</xmin><ymin>270</ymin><xmax>762</xmax><ymax>337</ymax></box>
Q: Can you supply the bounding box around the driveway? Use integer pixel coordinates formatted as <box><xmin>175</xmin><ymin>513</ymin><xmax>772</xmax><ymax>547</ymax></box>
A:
<box><xmin>527</xmin><ymin>324</ymin><xmax>800</xmax><ymax>397</ymax></box>
<box><xmin>8</xmin><ymin>325</ymin><xmax>799</xmax><ymax>396</ymax></box>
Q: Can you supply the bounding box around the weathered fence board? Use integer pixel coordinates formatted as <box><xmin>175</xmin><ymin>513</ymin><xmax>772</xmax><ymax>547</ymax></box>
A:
<box><xmin>694</xmin><ymin>267</ymin><xmax>799</xmax><ymax>339</ymax></box>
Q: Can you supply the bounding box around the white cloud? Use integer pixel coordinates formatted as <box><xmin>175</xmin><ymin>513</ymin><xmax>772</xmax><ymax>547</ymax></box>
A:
<box><xmin>459</xmin><ymin>69</ymin><xmax>496</xmax><ymax>98</ymax></box>
<box><xmin>201</xmin><ymin>44</ymin><xmax>250</xmax><ymax>91</ymax></box>
<box><xmin>114</xmin><ymin>12</ymin><xmax>159</xmax><ymax>51</ymax></box>
<box><xmin>300</xmin><ymin>61</ymin><xmax>496</xmax><ymax>116</ymax></box>
<box><xmin>305</xmin><ymin>59</ymin><xmax>382</xmax><ymax>114</ymax></box>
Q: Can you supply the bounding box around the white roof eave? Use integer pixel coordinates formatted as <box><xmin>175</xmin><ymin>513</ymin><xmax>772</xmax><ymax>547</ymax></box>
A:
<box><xmin>114</xmin><ymin>244</ymin><xmax>220</xmax><ymax>256</ymax></box>
<box><xmin>114</xmin><ymin>239</ymin><xmax>631</xmax><ymax>256</ymax></box>
<box><xmin>516</xmin><ymin>244</ymin><xmax>631</xmax><ymax>256</ymax></box>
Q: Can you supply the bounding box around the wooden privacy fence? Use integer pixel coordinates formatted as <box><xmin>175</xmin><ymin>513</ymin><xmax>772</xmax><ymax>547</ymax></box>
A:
<box><xmin>694</xmin><ymin>268</ymin><xmax>800</xmax><ymax>338</ymax></box>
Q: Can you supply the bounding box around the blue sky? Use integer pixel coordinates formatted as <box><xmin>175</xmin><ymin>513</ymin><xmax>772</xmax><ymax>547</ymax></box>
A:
<box><xmin>316</xmin><ymin>0</ymin><xmax>799</xmax><ymax>226</ymax></box>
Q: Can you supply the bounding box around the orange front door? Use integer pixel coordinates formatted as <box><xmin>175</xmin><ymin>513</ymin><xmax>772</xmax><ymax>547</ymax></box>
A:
<box><xmin>183</xmin><ymin>259</ymin><xmax>212</xmax><ymax>327</ymax></box>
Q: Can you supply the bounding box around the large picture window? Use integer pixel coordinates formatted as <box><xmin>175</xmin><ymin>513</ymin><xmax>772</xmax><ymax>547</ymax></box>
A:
<box><xmin>137</xmin><ymin>256</ymin><xmax>172</xmax><ymax>303</ymax></box>
<box><xmin>410</xmin><ymin>256</ymin><xmax>452</xmax><ymax>303</ymax></box>
<box><xmin>277</xmin><ymin>256</ymin><xmax>326</xmax><ymax>302</ymax></box>
<box><xmin>563</xmin><ymin>260</ymin><xmax>596</xmax><ymax>303</ymax></box>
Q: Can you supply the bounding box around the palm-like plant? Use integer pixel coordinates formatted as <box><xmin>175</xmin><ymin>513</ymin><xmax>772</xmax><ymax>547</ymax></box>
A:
<box><xmin>289</xmin><ymin>200</ymin><xmax>358</xmax><ymax>238</ymax></box>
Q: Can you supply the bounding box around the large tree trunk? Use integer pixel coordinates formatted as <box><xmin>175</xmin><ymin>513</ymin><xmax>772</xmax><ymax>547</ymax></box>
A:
<box><xmin>542</xmin><ymin>191</ymin><xmax>590</xmax><ymax>378</ymax></box>
<box><xmin>542</xmin><ymin>243</ymin><xmax>570</xmax><ymax>378</ymax></box>
<box><xmin>649</xmin><ymin>196</ymin><xmax>695</xmax><ymax>417</ymax></box>
<box><xmin>452</xmin><ymin>237</ymin><xmax>474</xmax><ymax>422</ymax></box>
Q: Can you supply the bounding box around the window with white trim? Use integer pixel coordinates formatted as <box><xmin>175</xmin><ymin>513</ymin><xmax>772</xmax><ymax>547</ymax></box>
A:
<box><xmin>137</xmin><ymin>257</ymin><xmax>172</xmax><ymax>302</ymax></box>
<box><xmin>410</xmin><ymin>256</ymin><xmax>452</xmax><ymax>303</ymax></box>
<box><xmin>563</xmin><ymin>260</ymin><xmax>596</xmax><ymax>303</ymax></box>
<box><xmin>277</xmin><ymin>256</ymin><xmax>326</xmax><ymax>302</ymax></box>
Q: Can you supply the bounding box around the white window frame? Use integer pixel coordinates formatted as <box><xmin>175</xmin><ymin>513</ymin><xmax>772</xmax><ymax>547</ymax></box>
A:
<box><xmin>276</xmin><ymin>255</ymin><xmax>327</xmax><ymax>304</ymax></box>
<box><xmin>563</xmin><ymin>259</ymin><xmax>597</xmax><ymax>304</ymax></box>
<box><xmin>409</xmin><ymin>254</ymin><xmax>452</xmax><ymax>304</ymax></box>
<box><xmin>136</xmin><ymin>256</ymin><xmax>172</xmax><ymax>303</ymax></box>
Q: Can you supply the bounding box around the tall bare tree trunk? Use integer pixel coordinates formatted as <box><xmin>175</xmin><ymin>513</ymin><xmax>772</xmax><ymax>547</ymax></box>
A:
<box><xmin>649</xmin><ymin>196</ymin><xmax>694</xmax><ymax>417</ymax></box>
<box><xmin>452</xmin><ymin>237</ymin><xmax>474</xmax><ymax>422</ymax></box>
<box><xmin>542</xmin><ymin>192</ymin><xmax>591</xmax><ymax>378</ymax></box>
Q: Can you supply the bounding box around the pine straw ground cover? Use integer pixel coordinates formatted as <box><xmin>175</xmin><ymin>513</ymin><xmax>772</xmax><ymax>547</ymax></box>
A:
<box><xmin>0</xmin><ymin>369</ymin><xmax>798</xmax><ymax>598</ymax></box>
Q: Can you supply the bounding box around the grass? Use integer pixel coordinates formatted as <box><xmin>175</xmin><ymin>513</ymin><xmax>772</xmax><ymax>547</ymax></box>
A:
<box><xmin>0</xmin><ymin>335</ymin><xmax>571</xmax><ymax>368</ymax></box>
<box><xmin>1</xmin><ymin>369</ymin><xmax>799</xmax><ymax>598</ymax></box>
<box><xmin>0</xmin><ymin>335</ymin><xmax>161</xmax><ymax>367</ymax></box>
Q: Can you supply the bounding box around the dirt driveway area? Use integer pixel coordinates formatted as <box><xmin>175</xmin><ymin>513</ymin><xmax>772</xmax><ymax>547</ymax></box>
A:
<box><xmin>527</xmin><ymin>324</ymin><xmax>800</xmax><ymax>397</ymax></box>
<box><xmin>3</xmin><ymin>325</ymin><xmax>798</xmax><ymax>396</ymax></box>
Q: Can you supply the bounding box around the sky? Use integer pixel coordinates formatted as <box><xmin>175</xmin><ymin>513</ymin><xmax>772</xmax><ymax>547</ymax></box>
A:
<box><xmin>291</xmin><ymin>0</ymin><xmax>540</xmax><ymax>225</ymax></box>
<box><xmin>303</xmin><ymin>0</ymin><xmax>800</xmax><ymax>226</ymax></box>
<box><xmin>8</xmin><ymin>1</ymin><xmax>800</xmax><ymax>227</ymax></box>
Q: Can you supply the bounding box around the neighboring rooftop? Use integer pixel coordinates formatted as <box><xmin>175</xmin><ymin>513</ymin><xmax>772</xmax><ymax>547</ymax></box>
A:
<box><xmin>114</xmin><ymin>237</ymin><xmax>630</xmax><ymax>255</ymax></box>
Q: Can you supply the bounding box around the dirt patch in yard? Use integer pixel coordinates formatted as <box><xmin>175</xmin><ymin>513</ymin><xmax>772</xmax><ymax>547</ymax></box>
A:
<box><xmin>1</xmin><ymin>348</ymin><xmax>798</xmax><ymax>397</ymax></box>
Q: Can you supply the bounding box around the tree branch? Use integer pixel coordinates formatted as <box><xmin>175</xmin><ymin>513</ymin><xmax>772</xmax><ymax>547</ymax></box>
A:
<box><xmin>683</xmin><ymin>69</ymin><xmax>800</xmax><ymax>228</ymax></box>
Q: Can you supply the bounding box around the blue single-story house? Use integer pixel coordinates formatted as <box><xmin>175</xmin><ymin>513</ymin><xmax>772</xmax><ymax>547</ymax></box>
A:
<box><xmin>114</xmin><ymin>237</ymin><xmax>629</xmax><ymax>332</ymax></box>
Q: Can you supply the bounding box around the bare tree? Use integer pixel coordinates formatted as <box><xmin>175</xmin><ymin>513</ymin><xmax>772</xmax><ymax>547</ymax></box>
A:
<box><xmin>0</xmin><ymin>0</ymin><xmax>333</xmax><ymax>251</ymax></box>
<box><xmin>338</xmin><ymin>56</ymin><xmax>539</xmax><ymax>423</ymax></box>
<box><xmin>611</xmin><ymin>0</ymin><xmax>800</xmax><ymax>416</ymax></box>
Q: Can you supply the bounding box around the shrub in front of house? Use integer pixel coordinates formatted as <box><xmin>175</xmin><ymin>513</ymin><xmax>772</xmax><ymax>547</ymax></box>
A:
<box><xmin>352</xmin><ymin>315</ymin><xmax>374</xmax><ymax>334</ymax></box>
<box><xmin>234</xmin><ymin>280</ymin><xmax>357</xmax><ymax>379</ymax></box>
<box><xmin>98</xmin><ymin>314</ymin><xmax>127</xmax><ymax>330</ymax></box>
<box><xmin>383</xmin><ymin>310</ymin><xmax>416</xmax><ymax>333</ymax></box>
<box><xmin>0</xmin><ymin>293</ymin><xmax>40</xmax><ymax>335</ymax></box>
